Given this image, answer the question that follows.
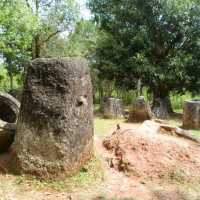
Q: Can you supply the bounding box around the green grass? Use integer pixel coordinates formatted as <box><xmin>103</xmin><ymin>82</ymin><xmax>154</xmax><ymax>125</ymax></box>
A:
<box><xmin>94</xmin><ymin>117</ymin><xmax>124</xmax><ymax>137</ymax></box>
<box><xmin>69</xmin><ymin>156</ymin><xmax>103</xmax><ymax>188</ymax></box>
<box><xmin>14</xmin><ymin>155</ymin><xmax>104</xmax><ymax>192</ymax></box>
<box><xmin>167</xmin><ymin>118</ymin><xmax>200</xmax><ymax>137</ymax></box>
<box><xmin>94</xmin><ymin>112</ymin><xmax>200</xmax><ymax>138</ymax></box>
<box><xmin>171</xmin><ymin>92</ymin><xmax>200</xmax><ymax>112</ymax></box>
<box><xmin>191</xmin><ymin>130</ymin><xmax>200</xmax><ymax>137</ymax></box>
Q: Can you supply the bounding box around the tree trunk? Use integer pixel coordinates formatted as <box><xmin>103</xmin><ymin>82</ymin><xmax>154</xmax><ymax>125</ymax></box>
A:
<box><xmin>32</xmin><ymin>34</ymin><xmax>41</xmax><ymax>59</ymax></box>
<box><xmin>9</xmin><ymin>73</ymin><xmax>13</xmax><ymax>91</ymax></box>
<box><xmin>6</xmin><ymin>61</ymin><xmax>13</xmax><ymax>91</ymax></box>
<box><xmin>32</xmin><ymin>0</ymin><xmax>41</xmax><ymax>59</ymax></box>
<box><xmin>98</xmin><ymin>82</ymin><xmax>103</xmax><ymax>104</ymax></box>
<box><xmin>0</xmin><ymin>91</ymin><xmax>20</xmax><ymax>123</ymax></box>
<box><xmin>152</xmin><ymin>89</ymin><xmax>173</xmax><ymax>119</ymax></box>
<box><xmin>136</xmin><ymin>79</ymin><xmax>142</xmax><ymax>96</ymax></box>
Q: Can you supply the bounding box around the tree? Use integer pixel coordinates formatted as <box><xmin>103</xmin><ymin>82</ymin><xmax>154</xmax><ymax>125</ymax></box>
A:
<box><xmin>0</xmin><ymin>0</ymin><xmax>79</xmax><ymax>90</ymax></box>
<box><xmin>0</xmin><ymin>0</ymin><xmax>36</xmax><ymax>89</ymax></box>
<box><xmin>64</xmin><ymin>19</ymin><xmax>105</xmax><ymax>103</ymax></box>
<box><xmin>25</xmin><ymin>0</ymin><xmax>79</xmax><ymax>59</ymax></box>
<box><xmin>65</xmin><ymin>20</ymin><xmax>98</xmax><ymax>58</ymax></box>
<box><xmin>41</xmin><ymin>19</ymin><xmax>98</xmax><ymax>59</ymax></box>
<box><xmin>89</xmin><ymin>0</ymin><xmax>200</xmax><ymax>118</ymax></box>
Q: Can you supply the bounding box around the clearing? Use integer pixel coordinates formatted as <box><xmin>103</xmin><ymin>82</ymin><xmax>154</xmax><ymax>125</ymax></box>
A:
<box><xmin>0</xmin><ymin>117</ymin><xmax>199</xmax><ymax>200</ymax></box>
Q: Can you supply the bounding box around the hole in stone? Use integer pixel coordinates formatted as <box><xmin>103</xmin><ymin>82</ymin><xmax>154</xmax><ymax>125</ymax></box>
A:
<box><xmin>76</xmin><ymin>99</ymin><xmax>84</xmax><ymax>107</ymax></box>
<box><xmin>0</xmin><ymin>102</ymin><xmax>16</xmax><ymax>123</ymax></box>
<box><xmin>76</xmin><ymin>96</ymin><xmax>87</xmax><ymax>107</ymax></box>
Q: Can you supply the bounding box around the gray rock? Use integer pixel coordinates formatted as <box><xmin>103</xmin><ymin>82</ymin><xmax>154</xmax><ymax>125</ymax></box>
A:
<box><xmin>101</xmin><ymin>97</ymin><xmax>124</xmax><ymax>119</ymax></box>
<box><xmin>0</xmin><ymin>92</ymin><xmax>19</xmax><ymax>152</ymax></box>
<box><xmin>0</xmin><ymin>92</ymin><xmax>20</xmax><ymax>123</ymax></box>
<box><xmin>152</xmin><ymin>97</ymin><xmax>173</xmax><ymax>119</ymax></box>
<box><xmin>11</xmin><ymin>58</ymin><xmax>93</xmax><ymax>178</ymax></box>
<box><xmin>129</xmin><ymin>96</ymin><xmax>152</xmax><ymax>122</ymax></box>
<box><xmin>183</xmin><ymin>100</ymin><xmax>200</xmax><ymax>129</ymax></box>
<box><xmin>9</xmin><ymin>89</ymin><xmax>23</xmax><ymax>102</ymax></box>
<box><xmin>0</xmin><ymin>119</ymin><xmax>16</xmax><ymax>152</ymax></box>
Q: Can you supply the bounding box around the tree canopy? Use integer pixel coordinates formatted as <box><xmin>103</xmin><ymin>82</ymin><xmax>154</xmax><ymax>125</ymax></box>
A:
<box><xmin>89</xmin><ymin>0</ymin><xmax>200</xmax><ymax>116</ymax></box>
<box><xmin>0</xmin><ymin>0</ymin><xmax>37</xmax><ymax>89</ymax></box>
<box><xmin>25</xmin><ymin>0</ymin><xmax>79</xmax><ymax>59</ymax></box>
<box><xmin>0</xmin><ymin>0</ymin><xmax>79</xmax><ymax>89</ymax></box>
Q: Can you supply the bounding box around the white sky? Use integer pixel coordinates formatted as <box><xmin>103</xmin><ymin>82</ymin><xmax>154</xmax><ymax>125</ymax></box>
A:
<box><xmin>77</xmin><ymin>0</ymin><xmax>91</xmax><ymax>19</ymax></box>
<box><xmin>0</xmin><ymin>55</ymin><xmax>3</xmax><ymax>65</ymax></box>
<box><xmin>60</xmin><ymin>0</ymin><xmax>91</xmax><ymax>37</ymax></box>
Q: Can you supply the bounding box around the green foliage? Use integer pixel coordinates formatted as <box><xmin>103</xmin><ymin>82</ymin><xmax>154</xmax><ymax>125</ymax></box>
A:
<box><xmin>0</xmin><ymin>0</ymin><xmax>36</xmax><ymax>89</ymax></box>
<box><xmin>0</xmin><ymin>0</ymin><xmax>80</xmax><ymax>59</ymax></box>
<box><xmin>0</xmin><ymin>65</ymin><xmax>22</xmax><ymax>91</ymax></box>
<box><xmin>89</xmin><ymin>0</ymin><xmax>200</xmax><ymax>98</ymax></box>
<box><xmin>0</xmin><ymin>0</ymin><xmax>36</xmax><ymax>55</ymax></box>
<box><xmin>65</xmin><ymin>19</ymin><xmax>98</xmax><ymax>58</ymax></box>
<box><xmin>42</xmin><ymin>19</ymin><xmax>98</xmax><ymax>59</ymax></box>
<box><xmin>29</xmin><ymin>0</ymin><xmax>79</xmax><ymax>58</ymax></box>
<box><xmin>41</xmin><ymin>35</ymin><xmax>67</xmax><ymax>58</ymax></box>
<box><xmin>0</xmin><ymin>0</ymin><xmax>80</xmax><ymax>90</ymax></box>
<box><xmin>171</xmin><ymin>92</ymin><xmax>200</xmax><ymax>112</ymax></box>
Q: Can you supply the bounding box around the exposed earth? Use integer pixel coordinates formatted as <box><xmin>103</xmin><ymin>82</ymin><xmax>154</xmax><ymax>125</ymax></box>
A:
<box><xmin>0</xmin><ymin>118</ymin><xmax>200</xmax><ymax>200</ymax></box>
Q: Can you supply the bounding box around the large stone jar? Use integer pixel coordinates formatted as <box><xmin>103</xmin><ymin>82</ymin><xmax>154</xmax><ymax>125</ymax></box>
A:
<box><xmin>101</xmin><ymin>97</ymin><xmax>123</xmax><ymax>119</ymax></box>
<box><xmin>129</xmin><ymin>96</ymin><xmax>152</xmax><ymax>122</ymax></box>
<box><xmin>183</xmin><ymin>100</ymin><xmax>200</xmax><ymax>129</ymax></box>
<box><xmin>11</xmin><ymin>58</ymin><xmax>93</xmax><ymax>178</ymax></box>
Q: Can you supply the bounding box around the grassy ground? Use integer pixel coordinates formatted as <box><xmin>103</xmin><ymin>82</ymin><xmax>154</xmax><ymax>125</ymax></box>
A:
<box><xmin>0</xmin><ymin>116</ymin><xmax>138</xmax><ymax>200</ymax></box>
<box><xmin>171</xmin><ymin>93</ymin><xmax>200</xmax><ymax>112</ymax></box>
<box><xmin>16</xmin><ymin>156</ymin><xmax>103</xmax><ymax>192</ymax></box>
<box><xmin>94</xmin><ymin>115</ymin><xmax>200</xmax><ymax>138</ymax></box>
<box><xmin>94</xmin><ymin>117</ymin><xmax>124</xmax><ymax>137</ymax></box>
<box><xmin>0</xmin><ymin>116</ymin><xmax>199</xmax><ymax>200</ymax></box>
<box><xmin>167</xmin><ymin>118</ymin><xmax>200</xmax><ymax>137</ymax></box>
<box><xmin>0</xmin><ymin>117</ymin><xmax>122</xmax><ymax>199</ymax></box>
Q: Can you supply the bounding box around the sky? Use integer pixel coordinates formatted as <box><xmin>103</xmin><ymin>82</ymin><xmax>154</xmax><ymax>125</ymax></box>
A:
<box><xmin>60</xmin><ymin>0</ymin><xmax>91</xmax><ymax>37</ymax></box>
<box><xmin>77</xmin><ymin>0</ymin><xmax>91</xmax><ymax>19</ymax></box>
<box><xmin>0</xmin><ymin>55</ymin><xmax>3</xmax><ymax>65</ymax></box>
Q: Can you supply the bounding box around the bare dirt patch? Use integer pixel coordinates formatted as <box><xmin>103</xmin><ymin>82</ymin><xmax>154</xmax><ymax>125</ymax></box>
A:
<box><xmin>0</xmin><ymin>120</ymin><xmax>200</xmax><ymax>200</ymax></box>
<box><xmin>103</xmin><ymin>121</ymin><xmax>200</xmax><ymax>181</ymax></box>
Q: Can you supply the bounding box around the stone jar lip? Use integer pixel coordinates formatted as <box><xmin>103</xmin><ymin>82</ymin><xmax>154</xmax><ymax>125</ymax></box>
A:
<box><xmin>103</xmin><ymin>97</ymin><xmax>122</xmax><ymax>101</ymax></box>
<box><xmin>12</xmin><ymin>58</ymin><xmax>93</xmax><ymax>178</ymax></box>
<box><xmin>184</xmin><ymin>99</ymin><xmax>200</xmax><ymax>104</ymax></box>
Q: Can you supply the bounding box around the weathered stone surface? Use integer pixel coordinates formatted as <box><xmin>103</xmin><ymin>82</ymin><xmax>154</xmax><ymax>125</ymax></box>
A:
<box><xmin>0</xmin><ymin>92</ymin><xmax>20</xmax><ymax>123</ymax></box>
<box><xmin>0</xmin><ymin>119</ymin><xmax>16</xmax><ymax>152</ymax></box>
<box><xmin>0</xmin><ymin>92</ymin><xmax>19</xmax><ymax>152</ymax></box>
<box><xmin>9</xmin><ymin>89</ymin><xmax>23</xmax><ymax>102</ymax></box>
<box><xmin>101</xmin><ymin>97</ymin><xmax>123</xmax><ymax>119</ymax></box>
<box><xmin>129</xmin><ymin>96</ymin><xmax>152</xmax><ymax>122</ymax></box>
<box><xmin>183</xmin><ymin>100</ymin><xmax>200</xmax><ymax>129</ymax></box>
<box><xmin>11</xmin><ymin>58</ymin><xmax>93</xmax><ymax>178</ymax></box>
<box><xmin>152</xmin><ymin>97</ymin><xmax>173</xmax><ymax>119</ymax></box>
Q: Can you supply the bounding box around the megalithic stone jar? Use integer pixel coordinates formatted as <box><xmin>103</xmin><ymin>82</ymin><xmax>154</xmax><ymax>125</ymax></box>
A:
<box><xmin>101</xmin><ymin>97</ymin><xmax>124</xmax><ymax>119</ymax></box>
<box><xmin>183</xmin><ymin>100</ymin><xmax>200</xmax><ymax>129</ymax></box>
<box><xmin>11</xmin><ymin>58</ymin><xmax>93</xmax><ymax>178</ymax></box>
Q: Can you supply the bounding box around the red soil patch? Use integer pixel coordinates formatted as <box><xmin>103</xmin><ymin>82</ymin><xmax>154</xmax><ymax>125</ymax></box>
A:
<box><xmin>103</xmin><ymin>121</ymin><xmax>200</xmax><ymax>181</ymax></box>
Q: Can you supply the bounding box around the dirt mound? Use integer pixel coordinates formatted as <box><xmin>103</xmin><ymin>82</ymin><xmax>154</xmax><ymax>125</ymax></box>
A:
<box><xmin>103</xmin><ymin>121</ymin><xmax>200</xmax><ymax>181</ymax></box>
